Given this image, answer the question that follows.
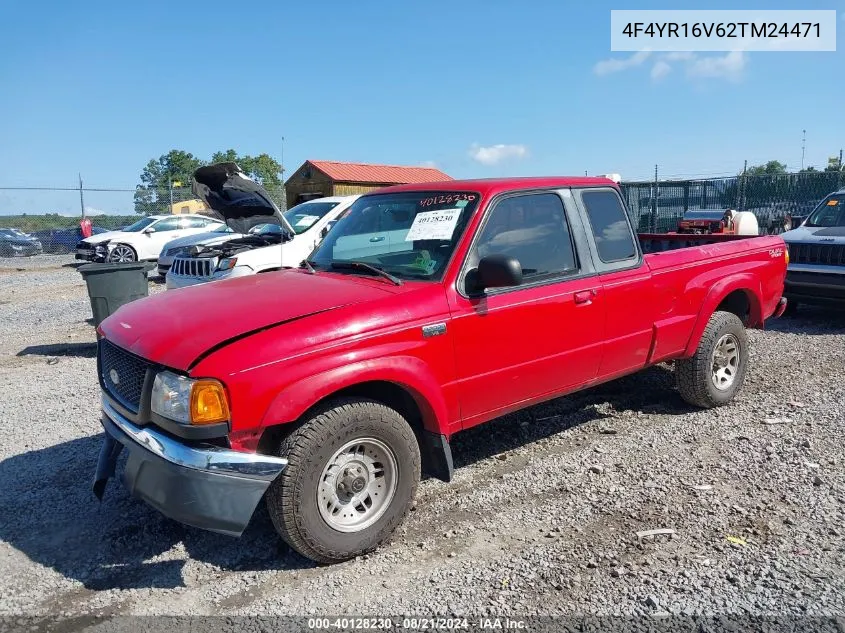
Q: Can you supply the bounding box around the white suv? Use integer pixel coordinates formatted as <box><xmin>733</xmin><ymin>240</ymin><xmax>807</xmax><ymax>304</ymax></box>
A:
<box><xmin>165</xmin><ymin>164</ymin><xmax>358</xmax><ymax>289</ymax></box>
<box><xmin>76</xmin><ymin>214</ymin><xmax>224</xmax><ymax>263</ymax></box>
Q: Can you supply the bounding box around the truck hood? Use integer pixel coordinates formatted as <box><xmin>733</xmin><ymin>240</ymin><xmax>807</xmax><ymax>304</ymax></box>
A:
<box><xmin>193</xmin><ymin>162</ymin><xmax>296</xmax><ymax>237</ymax></box>
<box><xmin>99</xmin><ymin>270</ymin><xmax>400</xmax><ymax>371</ymax></box>
<box><xmin>782</xmin><ymin>225</ymin><xmax>845</xmax><ymax>244</ymax></box>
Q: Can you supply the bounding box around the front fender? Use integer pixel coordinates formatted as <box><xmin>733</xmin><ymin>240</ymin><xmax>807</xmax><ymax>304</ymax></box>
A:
<box><xmin>260</xmin><ymin>355</ymin><xmax>453</xmax><ymax>436</ymax></box>
<box><xmin>683</xmin><ymin>273</ymin><xmax>763</xmax><ymax>357</ymax></box>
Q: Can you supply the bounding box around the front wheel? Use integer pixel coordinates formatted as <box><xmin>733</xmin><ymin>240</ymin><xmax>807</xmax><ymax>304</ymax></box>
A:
<box><xmin>108</xmin><ymin>244</ymin><xmax>137</xmax><ymax>263</ymax></box>
<box><xmin>676</xmin><ymin>310</ymin><xmax>748</xmax><ymax>408</ymax></box>
<box><xmin>266</xmin><ymin>399</ymin><xmax>421</xmax><ymax>563</ymax></box>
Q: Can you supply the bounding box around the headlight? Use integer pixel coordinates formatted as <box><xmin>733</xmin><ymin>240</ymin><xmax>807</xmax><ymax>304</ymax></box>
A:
<box><xmin>151</xmin><ymin>370</ymin><xmax>230</xmax><ymax>425</ymax></box>
<box><xmin>216</xmin><ymin>257</ymin><xmax>237</xmax><ymax>271</ymax></box>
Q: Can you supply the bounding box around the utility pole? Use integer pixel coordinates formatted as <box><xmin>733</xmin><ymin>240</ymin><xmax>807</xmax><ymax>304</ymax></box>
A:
<box><xmin>280</xmin><ymin>135</ymin><xmax>287</xmax><ymax>211</ymax></box>
<box><xmin>168</xmin><ymin>175</ymin><xmax>173</xmax><ymax>213</ymax></box>
<box><xmin>801</xmin><ymin>129</ymin><xmax>806</xmax><ymax>170</ymax></box>
<box><xmin>652</xmin><ymin>164</ymin><xmax>658</xmax><ymax>232</ymax></box>
<box><xmin>78</xmin><ymin>173</ymin><xmax>85</xmax><ymax>218</ymax></box>
<box><xmin>738</xmin><ymin>160</ymin><xmax>748</xmax><ymax>210</ymax></box>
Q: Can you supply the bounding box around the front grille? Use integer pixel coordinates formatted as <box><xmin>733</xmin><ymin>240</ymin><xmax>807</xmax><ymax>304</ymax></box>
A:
<box><xmin>789</xmin><ymin>243</ymin><xmax>845</xmax><ymax>266</ymax></box>
<box><xmin>171</xmin><ymin>257</ymin><xmax>213</xmax><ymax>277</ymax></box>
<box><xmin>76</xmin><ymin>240</ymin><xmax>93</xmax><ymax>250</ymax></box>
<box><xmin>99</xmin><ymin>339</ymin><xmax>151</xmax><ymax>412</ymax></box>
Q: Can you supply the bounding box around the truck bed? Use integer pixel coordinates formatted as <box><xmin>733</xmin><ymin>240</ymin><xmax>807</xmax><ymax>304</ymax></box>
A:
<box><xmin>638</xmin><ymin>232</ymin><xmax>760</xmax><ymax>254</ymax></box>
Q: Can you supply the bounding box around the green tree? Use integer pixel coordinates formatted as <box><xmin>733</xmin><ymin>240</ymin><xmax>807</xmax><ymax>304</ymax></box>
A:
<box><xmin>209</xmin><ymin>150</ymin><xmax>285</xmax><ymax>206</ymax></box>
<box><xmin>135</xmin><ymin>149</ymin><xmax>285</xmax><ymax>214</ymax></box>
<box><xmin>825</xmin><ymin>156</ymin><xmax>844</xmax><ymax>173</ymax></box>
<box><xmin>746</xmin><ymin>160</ymin><xmax>787</xmax><ymax>176</ymax></box>
<box><xmin>210</xmin><ymin>150</ymin><xmax>283</xmax><ymax>186</ymax></box>
<box><xmin>134</xmin><ymin>150</ymin><xmax>205</xmax><ymax>215</ymax></box>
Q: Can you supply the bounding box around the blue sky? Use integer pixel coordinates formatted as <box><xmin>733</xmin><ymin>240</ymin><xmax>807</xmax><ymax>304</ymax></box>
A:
<box><xmin>0</xmin><ymin>0</ymin><xmax>842</xmax><ymax>215</ymax></box>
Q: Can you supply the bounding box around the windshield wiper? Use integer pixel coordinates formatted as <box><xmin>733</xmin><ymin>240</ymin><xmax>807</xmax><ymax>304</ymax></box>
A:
<box><xmin>300</xmin><ymin>259</ymin><xmax>317</xmax><ymax>274</ymax></box>
<box><xmin>330</xmin><ymin>261</ymin><xmax>403</xmax><ymax>286</ymax></box>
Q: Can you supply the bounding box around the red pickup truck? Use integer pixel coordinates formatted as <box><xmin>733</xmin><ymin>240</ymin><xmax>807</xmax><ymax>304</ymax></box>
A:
<box><xmin>93</xmin><ymin>164</ymin><xmax>787</xmax><ymax>563</ymax></box>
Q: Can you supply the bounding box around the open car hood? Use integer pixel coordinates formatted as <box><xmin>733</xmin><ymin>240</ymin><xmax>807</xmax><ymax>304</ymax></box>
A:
<box><xmin>193</xmin><ymin>163</ymin><xmax>296</xmax><ymax>237</ymax></box>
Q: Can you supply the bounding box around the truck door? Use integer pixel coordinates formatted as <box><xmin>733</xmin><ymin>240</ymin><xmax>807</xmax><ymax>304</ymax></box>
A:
<box><xmin>571</xmin><ymin>187</ymin><xmax>656</xmax><ymax>379</ymax></box>
<box><xmin>447</xmin><ymin>191</ymin><xmax>606</xmax><ymax>428</ymax></box>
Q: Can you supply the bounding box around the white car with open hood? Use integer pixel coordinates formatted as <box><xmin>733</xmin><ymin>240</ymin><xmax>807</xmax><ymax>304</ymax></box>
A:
<box><xmin>75</xmin><ymin>214</ymin><xmax>225</xmax><ymax>263</ymax></box>
<box><xmin>156</xmin><ymin>224</ymin><xmax>238</xmax><ymax>276</ymax></box>
<box><xmin>165</xmin><ymin>163</ymin><xmax>359</xmax><ymax>290</ymax></box>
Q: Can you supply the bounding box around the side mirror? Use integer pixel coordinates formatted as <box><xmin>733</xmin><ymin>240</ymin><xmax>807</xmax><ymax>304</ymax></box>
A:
<box><xmin>321</xmin><ymin>221</ymin><xmax>337</xmax><ymax>238</ymax></box>
<box><xmin>143</xmin><ymin>227</ymin><xmax>156</xmax><ymax>234</ymax></box>
<box><xmin>466</xmin><ymin>255</ymin><xmax>522</xmax><ymax>294</ymax></box>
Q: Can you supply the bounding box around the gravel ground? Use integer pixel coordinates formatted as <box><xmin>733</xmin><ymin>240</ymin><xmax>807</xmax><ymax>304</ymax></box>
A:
<box><xmin>1</xmin><ymin>254</ymin><xmax>844</xmax><ymax>620</ymax></box>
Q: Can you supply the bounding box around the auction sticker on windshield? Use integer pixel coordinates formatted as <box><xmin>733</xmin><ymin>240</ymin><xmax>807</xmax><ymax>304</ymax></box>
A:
<box><xmin>295</xmin><ymin>215</ymin><xmax>320</xmax><ymax>227</ymax></box>
<box><xmin>405</xmin><ymin>209</ymin><xmax>462</xmax><ymax>241</ymax></box>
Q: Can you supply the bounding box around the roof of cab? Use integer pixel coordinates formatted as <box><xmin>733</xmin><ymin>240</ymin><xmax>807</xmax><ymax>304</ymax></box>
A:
<box><xmin>366</xmin><ymin>176</ymin><xmax>618</xmax><ymax>199</ymax></box>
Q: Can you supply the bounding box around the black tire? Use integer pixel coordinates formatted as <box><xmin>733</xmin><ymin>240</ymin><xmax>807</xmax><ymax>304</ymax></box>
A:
<box><xmin>676</xmin><ymin>310</ymin><xmax>748</xmax><ymax>409</ymax></box>
<box><xmin>266</xmin><ymin>398</ymin><xmax>421</xmax><ymax>563</ymax></box>
<box><xmin>107</xmin><ymin>243</ymin><xmax>137</xmax><ymax>263</ymax></box>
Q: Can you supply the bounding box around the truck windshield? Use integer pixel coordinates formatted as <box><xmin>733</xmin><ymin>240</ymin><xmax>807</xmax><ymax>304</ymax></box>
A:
<box><xmin>309</xmin><ymin>191</ymin><xmax>480</xmax><ymax>281</ymax></box>
<box><xmin>805</xmin><ymin>194</ymin><xmax>845</xmax><ymax>227</ymax></box>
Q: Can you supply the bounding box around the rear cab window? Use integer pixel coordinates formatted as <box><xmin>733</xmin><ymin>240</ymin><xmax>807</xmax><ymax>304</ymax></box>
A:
<box><xmin>576</xmin><ymin>188</ymin><xmax>640</xmax><ymax>271</ymax></box>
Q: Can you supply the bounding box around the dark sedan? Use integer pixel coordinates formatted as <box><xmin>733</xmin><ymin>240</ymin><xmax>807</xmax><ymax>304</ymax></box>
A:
<box><xmin>31</xmin><ymin>226</ymin><xmax>107</xmax><ymax>254</ymax></box>
<box><xmin>0</xmin><ymin>228</ymin><xmax>43</xmax><ymax>257</ymax></box>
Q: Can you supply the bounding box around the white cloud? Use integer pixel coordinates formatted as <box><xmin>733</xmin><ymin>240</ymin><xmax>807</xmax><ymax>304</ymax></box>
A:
<box><xmin>595</xmin><ymin>50</ymin><xmax>747</xmax><ymax>83</ymax></box>
<box><xmin>650</xmin><ymin>60</ymin><xmax>672</xmax><ymax>81</ymax></box>
<box><xmin>83</xmin><ymin>206</ymin><xmax>107</xmax><ymax>216</ymax></box>
<box><xmin>664</xmin><ymin>51</ymin><xmax>695</xmax><ymax>62</ymax></box>
<box><xmin>686</xmin><ymin>51</ymin><xmax>746</xmax><ymax>82</ymax></box>
<box><xmin>419</xmin><ymin>160</ymin><xmax>438</xmax><ymax>168</ymax></box>
<box><xmin>468</xmin><ymin>143</ymin><xmax>529</xmax><ymax>166</ymax></box>
<box><xmin>593</xmin><ymin>51</ymin><xmax>650</xmax><ymax>76</ymax></box>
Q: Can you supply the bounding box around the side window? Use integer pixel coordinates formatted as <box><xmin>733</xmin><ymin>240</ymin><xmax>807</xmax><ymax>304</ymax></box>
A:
<box><xmin>473</xmin><ymin>193</ymin><xmax>576</xmax><ymax>283</ymax></box>
<box><xmin>181</xmin><ymin>216</ymin><xmax>207</xmax><ymax>229</ymax></box>
<box><xmin>154</xmin><ymin>217</ymin><xmax>180</xmax><ymax>232</ymax></box>
<box><xmin>581</xmin><ymin>190</ymin><xmax>637</xmax><ymax>263</ymax></box>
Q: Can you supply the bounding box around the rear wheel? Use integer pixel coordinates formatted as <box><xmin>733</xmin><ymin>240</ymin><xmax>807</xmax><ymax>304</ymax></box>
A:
<box><xmin>108</xmin><ymin>244</ymin><xmax>137</xmax><ymax>263</ymax></box>
<box><xmin>266</xmin><ymin>399</ymin><xmax>420</xmax><ymax>563</ymax></box>
<box><xmin>676</xmin><ymin>310</ymin><xmax>748</xmax><ymax>408</ymax></box>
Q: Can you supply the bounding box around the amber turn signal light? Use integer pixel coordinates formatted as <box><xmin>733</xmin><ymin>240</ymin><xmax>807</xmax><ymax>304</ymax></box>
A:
<box><xmin>190</xmin><ymin>380</ymin><xmax>230</xmax><ymax>425</ymax></box>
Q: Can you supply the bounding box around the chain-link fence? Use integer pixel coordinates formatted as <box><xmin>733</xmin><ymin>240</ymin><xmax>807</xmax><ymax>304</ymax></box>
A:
<box><xmin>0</xmin><ymin>184</ymin><xmax>288</xmax><ymax>254</ymax></box>
<box><xmin>620</xmin><ymin>170</ymin><xmax>845</xmax><ymax>234</ymax></box>
<box><xmin>1</xmin><ymin>172</ymin><xmax>844</xmax><ymax>254</ymax></box>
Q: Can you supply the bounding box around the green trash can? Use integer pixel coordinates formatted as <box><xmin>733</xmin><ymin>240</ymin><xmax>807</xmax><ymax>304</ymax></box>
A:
<box><xmin>78</xmin><ymin>262</ymin><xmax>155</xmax><ymax>327</ymax></box>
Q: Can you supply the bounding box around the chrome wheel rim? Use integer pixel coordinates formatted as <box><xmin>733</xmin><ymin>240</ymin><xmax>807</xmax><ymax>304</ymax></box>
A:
<box><xmin>711</xmin><ymin>333</ymin><xmax>740</xmax><ymax>391</ymax></box>
<box><xmin>109</xmin><ymin>245</ymin><xmax>135</xmax><ymax>263</ymax></box>
<box><xmin>317</xmin><ymin>437</ymin><xmax>398</xmax><ymax>533</ymax></box>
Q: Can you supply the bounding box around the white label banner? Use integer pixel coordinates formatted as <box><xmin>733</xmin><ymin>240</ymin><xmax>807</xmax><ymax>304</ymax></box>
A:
<box><xmin>610</xmin><ymin>10</ymin><xmax>837</xmax><ymax>51</ymax></box>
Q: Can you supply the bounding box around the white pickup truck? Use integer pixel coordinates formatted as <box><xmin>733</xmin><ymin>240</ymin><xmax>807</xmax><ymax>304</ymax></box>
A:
<box><xmin>165</xmin><ymin>165</ymin><xmax>358</xmax><ymax>289</ymax></box>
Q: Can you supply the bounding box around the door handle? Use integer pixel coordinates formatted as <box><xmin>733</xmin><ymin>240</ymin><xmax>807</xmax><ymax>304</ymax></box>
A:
<box><xmin>574</xmin><ymin>289</ymin><xmax>597</xmax><ymax>305</ymax></box>
<box><xmin>369</xmin><ymin>236</ymin><xmax>385</xmax><ymax>242</ymax></box>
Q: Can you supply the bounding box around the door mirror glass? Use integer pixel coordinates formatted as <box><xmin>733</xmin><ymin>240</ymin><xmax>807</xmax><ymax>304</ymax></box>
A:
<box><xmin>321</xmin><ymin>220</ymin><xmax>337</xmax><ymax>238</ymax></box>
<box><xmin>467</xmin><ymin>255</ymin><xmax>523</xmax><ymax>293</ymax></box>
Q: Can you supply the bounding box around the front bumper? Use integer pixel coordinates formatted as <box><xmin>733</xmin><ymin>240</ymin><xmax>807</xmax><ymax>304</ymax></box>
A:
<box><xmin>785</xmin><ymin>269</ymin><xmax>845</xmax><ymax>306</ymax></box>
<box><xmin>94</xmin><ymin>397</ymin><xmax>288</xmax><ymax>537</ymax></box>
<box><xmin>5</xmin><ymin>243</ymin><xmax>42</xmax><ymax>256</ymax></box>
<box><xmin>165</xmin><ymin>272</ymin><xmax>210</xmax><ymax>290</ymax></box>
